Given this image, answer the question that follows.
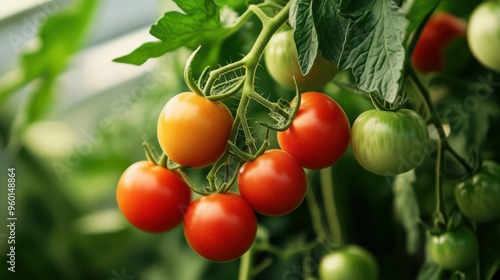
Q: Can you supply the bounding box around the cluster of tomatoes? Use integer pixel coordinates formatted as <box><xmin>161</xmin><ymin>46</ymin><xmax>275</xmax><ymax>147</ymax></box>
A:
<box><xmin>116</xmin><ymin>87</ymin><xmax>353</xmax><ymax>262</ymax></box>
<box><xmin>115</xmin><ymin>3</ymin><xmax>500</xmax><ymax>276</ymax></box>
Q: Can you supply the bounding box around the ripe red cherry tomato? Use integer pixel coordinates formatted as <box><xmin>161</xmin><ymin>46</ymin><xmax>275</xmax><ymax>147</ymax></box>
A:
<box><xmin>157</xmin><ymin>92</ymin><xmax>233</xmax><ymax>168</ymax></box>
<box><xmin>238</xmin><ymin>149</ymin><xmax>307</xmax><ymax>216</ymax></box>
<box><xmin>116</xmin><ymin>161</ymin><xmax>192</xmax><ymax>233</ymax></box>
<box><xmin>183</xmin><ymin>193</ymin><xmax>257</xmax><ymax>262</ymax></box>
<box><xmin>277</xmin><ymin>92</ymin><xmax>350</xmax><ymax>169</ymax></box>
<box><xmin>412</xmin><ymin>12</ymin><xmax>466</xmax><ymax>73</ymax></box>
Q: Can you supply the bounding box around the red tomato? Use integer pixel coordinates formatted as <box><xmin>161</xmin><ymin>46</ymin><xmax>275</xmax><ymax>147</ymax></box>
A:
<box><xmin>183</xmin><ymin>193</ymin><xmax>257</xmax><ymax>262</ymax></box>
<box><xmin>116</xmin><ymin>161</ymin><xmax>192</xmax><ymax>233</ymax></box>
<box><xmin>157</xmin><ymin>92</ymin><xmax>233</xmax><ymax>168</ymax></box>
<box><xmin>412</xmin><ymin>12</ymin><xmax>466</xmax><ymax>73</ymax></box>
<box><xmin>238</xmin><ymin>149</ymin><xmax>307</xmax><ymax>216</ymax></box>
<box><xmin>277</xmin><ymin>92</ymin><xmax>350</xmax><ymax>169</ymax></box>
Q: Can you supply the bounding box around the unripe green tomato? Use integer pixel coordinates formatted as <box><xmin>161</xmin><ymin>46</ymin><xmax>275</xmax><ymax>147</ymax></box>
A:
<box><xmin>264</xmin><ymin>29</ymin><xmax>338</xmax><ymax>90</ymax></box>
<box><xmin>429</xmin><ymin>227</ymin><xmax>478</xmax><ymax>271</ymax></box>
<box><xmin>455</xmin><ymin>160</ymin><xmax>500</xmax><ymax>223</ymax></box>
<box><xmin>350</xmin><ymin>109</ymin><xmax>430</xmax><ymax>176</ymax></box>
<box><xmin>319</xmin><ymin>245</ymin><xmax>378</xmax><ymax>280</ymax></box>
<box><xmin>467</xmin><ymin>2</ymin><xmax>500</xmax><ymax>73</ymax></box>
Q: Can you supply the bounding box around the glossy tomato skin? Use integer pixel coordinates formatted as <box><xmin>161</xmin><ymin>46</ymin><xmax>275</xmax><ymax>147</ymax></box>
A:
<box><xmin>277</xmin><ymin>92</ymin><xmax>350</xmax><ymax>170</ymax></box>
<box><xmin>412</xmin><ymin>12</ymin><xmax>466</xmax><ymax>73</ymax></box>
<box><xmin>467</xmin><ymin>2</ymin><xmax>500</xmax><ymax>73</ymax></box>
<box><xmin>116</xmin><ymin>161</ymin><xmax>192</xmax><ymax>233</ymax></box>
<box><xmin>238</xmin><ymin>149</ymin><xmax>307</xmax><ymax>216</ymax></box>
<box><xmin>183</xmin><ymin>193</ymin><xmax>257</xmax><ymax>262</ymax></box>
<box><xmin>455</xmin><ymin>160</ymin><xmax>500</xmax><ymax>223</ymax></box>
<box><xmin>350</xmin><ymin>109</ymin><xmax>429</xmax><ymax>176</ymax></box>
<box><xmin>319</xmin><ymin>245</ymin><xmax>378</xmax><ymax>280</ymax></box>
<box><xmin>264</xmin><ymin>29</ymin><xmax>338</xmax><ymax>90</ymax></box>
<box><xmin>157</xmin><ymin>92</ymin><xmax>233</xmax><ymax>168</ymax></box>
<box><xmin>430</xmin><ymin>227</ymin><xmax>479</xmax><ymax>271</ymax></box>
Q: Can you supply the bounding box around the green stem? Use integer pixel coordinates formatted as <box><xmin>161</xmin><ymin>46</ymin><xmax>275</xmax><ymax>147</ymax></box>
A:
<box><xmin>238</xmin><ymin>244</ymin><xmax>254</xmax><ymax>280</ymax></box>
<box><xmin>320</xmin><ymin>166</ymin><xmax>342</xmax><ymax>245</ymax></box>
<box><xmin>407</xmin><ymin>66</ymin><xmax>473</xmax><ymax>174</ymax></box>
<box><xmin>305</xmin><ymin>170</ymin><xmax>327</xmax><ymax>241</ymax></box>
<box><xmin>434</xmin><ymin>137</ymin><xmax>447</xmax><ymax>226</ymax></box>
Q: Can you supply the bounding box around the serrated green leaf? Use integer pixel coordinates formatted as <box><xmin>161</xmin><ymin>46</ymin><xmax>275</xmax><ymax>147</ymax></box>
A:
<box><xmin>313</xmin><ymin>0</ymin><xmax>348</xmax><ymax>63</ymax></box>
<box><xmin>393</xmin><ymin>170</ymin><xmax>421</xmax><ymax>254</ymax></box>
<box><xmin>112</xmin><ymin>42</ymin><xmax>172</xmax><ymax>65</ymax></box>
<box><xmin>114</xmin><ymin>0</ymin><xmax>233</xmax><ymax>66</ymax></box>
<box><xmin>290</xmin><ymin>0</ymin><xmax>317</xmax><ymax>75</ymax></box>
<box><xmin>338</xmin><ymin>0</ymin><xmax>408</xmax><ymax>103</ymax></box>
<box><xmin>290</xmin><ymin>0</ymin><xmax>348</xmax><ymax>74</ymax></box>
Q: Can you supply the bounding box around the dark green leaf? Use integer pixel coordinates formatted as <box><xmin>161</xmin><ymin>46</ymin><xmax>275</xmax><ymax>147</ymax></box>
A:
<box><xmin>290</xmin><ymin>0</ymin><xmax>317</xmax><ymax>75</ymax></box>
<box><xmin>339</xmin><ymin>0</ymin><xmax>376</xmax><ymax>18</ymax></box>
<box><xmin>114</xmin><ymin>0</ymin><xmax>233</xmax><ymax>66</ymax></box>
<box><xmin>338</xmin><ymin>0</ymin><xmax>408</xmax><ymax>103</ymax></box>
<box><xmin>313</xmin><ymin>0</ymin><xmax>348</xmax><ymax>63</ymax></box>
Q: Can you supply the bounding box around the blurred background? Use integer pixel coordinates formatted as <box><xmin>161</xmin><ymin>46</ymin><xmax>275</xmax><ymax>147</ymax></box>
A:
<box><xmin>0</xmin><ymin>0</ymin><xmax>498</xmax><ymax>280</ymax></box>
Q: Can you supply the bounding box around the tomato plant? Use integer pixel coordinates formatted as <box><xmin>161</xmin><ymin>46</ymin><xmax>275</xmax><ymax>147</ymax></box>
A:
<box><xmin>183</xmin><ymin>193</ymin><xmax>257</xmax><ymax>262</ymax></box>
<box><xmin>319</xmin><ymin>245</ymin><xmax>378</xmax><ymax>280</ymax></box>
<box><xmin>412</xmin><ymin>12</ymin><xmax>466</xmax><ymax>73</ymax></box>
<box><xmin>238</xmin><ymin>149</ymin><xmax>307</xmax><ymax>216</ymax></box>
<box><xmin>467</xmin><ymin>1</ymin><xmax>500</xmax><ymax>73</ymax></box>
<box><xmin>157</xmin><ymin>92</ymin><xmax>233</xmax><ymax>168</ymax></box>
<box><xmin>116</xmin><ymin>161</ymin><xmax>192</xmax><ymax>233</ymax></box>
<box><xmin>101</xmin><ymin>0</ymin><xmax>500</xmax><ymax>278</ymax></box>
<box><xmin>277</xmin><ymin>92</ymin><xmax>350</xmax><ymax>170</ymax></box>
<box><xmin>429</xmin><ymin>227</ymin><xmax>479</xmax><ymax>271</ymax></box>
<box><xmin>350</xmin><ymin>109</ymin><xmax>429</xmax><ymax>176</ymax></box>
<box><xmin>264</xmin><ymin>29</ymin><xmax>338</xmax><ymax>90</ymax></box>
<box><xmin>455</xmin><ymin>160</ymin><xmax>500</xmax><ymax>223</ymax></box>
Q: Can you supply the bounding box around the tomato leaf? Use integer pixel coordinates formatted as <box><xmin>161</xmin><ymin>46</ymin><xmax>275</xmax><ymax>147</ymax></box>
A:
<box><xmin>338</xmin><ymin>0</ymin><xmax>408</xmax><ymax>103</ymax></box>
<box><xmin>393</xmin><ymin>170</ymin><xmax>421</xmax><ymax>255</ymax></box>
<box><xmin>290</xmin><ymin>0</ymin><xmax>348</xmax><ymax>75</ymax></box>
<box><xmin>114</xmin><ymin>0</ymin><xmax>233</xmax><ymax>65</ymax></box>
<box><xmin>289</xmin><ymin>0</ymin><xmax>317</xmax><ymax>75</ymax></box>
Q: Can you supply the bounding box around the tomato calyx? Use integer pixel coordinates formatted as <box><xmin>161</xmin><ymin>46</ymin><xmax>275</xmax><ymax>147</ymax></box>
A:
<box><xmin>368</xmin><ymin>91</ymin><xmax>408</xmax><ymax>112</ymax></box>
<box><xmin>256</xmin><ymin>86</ymin><xmax>301</xmax><ymax>131</ymax></box>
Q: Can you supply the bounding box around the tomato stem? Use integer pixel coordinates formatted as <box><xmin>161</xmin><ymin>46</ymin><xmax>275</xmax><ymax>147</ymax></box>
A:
<box><xmin>184</xmin><ymin>46</ymin><xmax>205</xmax><ymax>97</ymax></box>
<box><xmin>238</xmin><ymin>243</ymin><xmax>254</xmax><ymax>280</ymax></box>
<box><xmin>320</xmin><ymin>166</ymin><xmax>342</xmax><ymax>245</ymax></box>
<box><xmin>305</xmin><ymin>170</ymin><xmax>328</xmax><ymax>241</ymax></box>
<box><xmin>434</xmin><ymin>137</ymin><xmax>447</xmax><ymax>227</ymax></box>
<box><xmin>407</xmin><ymin>66</ymin><xmax>474</xmax><ymax>174</ymax></box>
